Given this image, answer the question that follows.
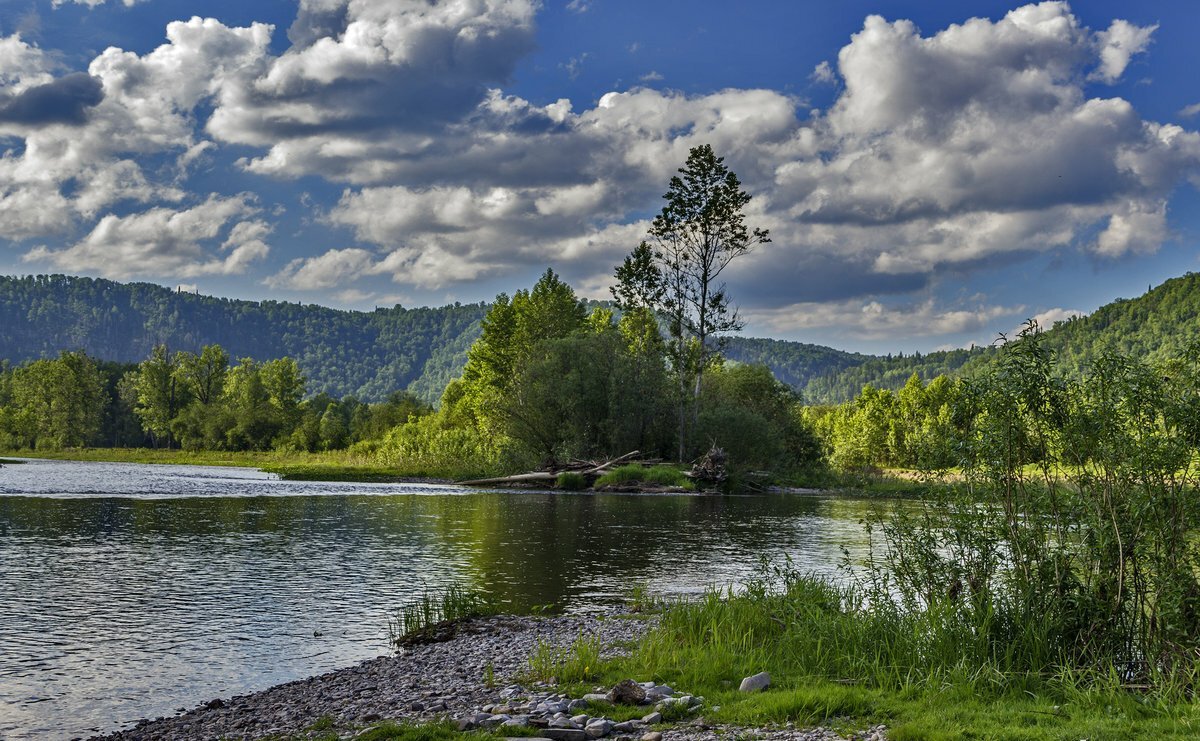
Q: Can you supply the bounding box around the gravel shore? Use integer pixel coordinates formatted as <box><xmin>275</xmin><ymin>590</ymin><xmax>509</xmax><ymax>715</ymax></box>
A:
<box><xmin>90</xmin><ymin>611</ymin><xmax>885</xmax><ymax>741</ymax></box>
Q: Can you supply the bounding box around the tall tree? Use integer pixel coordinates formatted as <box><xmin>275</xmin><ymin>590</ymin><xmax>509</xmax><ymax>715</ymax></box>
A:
<box><xmin>640</xmin><ymin>144</ymin><xmax>769</xmax><ymax>458</ymax></box>
<box><xmin>177</xmin><ymin>344</ymin><xmax>230</xmax><ymax>406</ymax></box>
<box><xmin>131</xmin><ymin>345</ymin><xmax>188</xmax><ymax>448</ymax></box>
<box><xmin>10</xmin><ymin>352</ymin><xmax>106</xmax><ymax>448</ymax></box>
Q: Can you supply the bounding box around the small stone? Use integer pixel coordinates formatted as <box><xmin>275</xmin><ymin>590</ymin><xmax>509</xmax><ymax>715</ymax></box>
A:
<box><xmin>458</xmin><ymin>713</ymin><xmax>491</xmax><ymax>731</ymax></box>
<box><xmin>585</xmin><ymin>719</ymin><xmax>614</xmax><ymax>738</ymax></box>
<box><xmin>738</xmin><ymin>671</ymin><xmax>771</xmax><ymax>692</ymax></box>
<box><xmin>613</xmin><ymin>720</ymin><xmax>642</xmax><ymax>733</ymax></box>
<box><xmin>641</xmin><ymin>712</ymin><xmax>662</xmax><ymax>724</ymax></box>
<box><xmin>362</xmin><ymin>713</ymin><xmax>382</xmax><ymax>722</ymax></box>
<box><xmin>641</xmin><ymin>733</ymin><xmax>663</xmax><ymax>741</ymax></box>
<box><xmin>543</xmin><ymin>729</ymin><xmax>588</xmax><ymax>741</ymax></box>
<box><xmin>551</xmin><ymin>717</ymin><xmax>577</xmax><ymax>729</ymax></box>
<box><xmin>480</xmin><ymin>715</ymin><xmax>511</xmax><ymax>728</ymax></box>
<box><xmin>607</xmin><ymin>680</ymin><xmax>647</xmax><ymax>705</ymax></box>
<box><xmin>571</xmin><ymin>714</ymin><xmax>590</xmax><ymax>726</ymax></box>
<box><xmin>582</xmin><ymin>694</ymin><xmax>613</xmax><ymax>706</ymax></box>
<box><xmin>567</xmin><ymin>699</ymin><xmax>588</xmax><ymax>712</ymax></box>
<box><xmin>649</xmin><ymin>685</ymin><xmax>674</xmax><ymax>697</ymax></box>
<box><xmin>410</xmin><ymin>701</ymin><xmax>425</xmax><ymax>711</ymax></box>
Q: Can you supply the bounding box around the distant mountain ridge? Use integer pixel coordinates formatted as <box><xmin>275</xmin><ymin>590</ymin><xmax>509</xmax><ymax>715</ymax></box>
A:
<box><xmin>2</xmin><ymin>272</ymin><xmax>1198</xmax><ymax>403</ymax></box>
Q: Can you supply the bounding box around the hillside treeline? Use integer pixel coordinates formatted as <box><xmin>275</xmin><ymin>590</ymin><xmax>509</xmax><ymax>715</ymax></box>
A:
<box><xmin>0</xmin><ymin>274</ymin><xmax>487</xmax><ymax>403</ymax></box>
<box><xmin>0</xmin><ymin>274</ymin><xmax>913</xmax><ymax>404</ymax></box>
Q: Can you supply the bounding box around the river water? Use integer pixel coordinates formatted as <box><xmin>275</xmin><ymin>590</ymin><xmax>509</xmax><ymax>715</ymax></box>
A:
<box><xmin>0</xmin><ymin>458</ymin><xmax>874</xmax><ymax>739</ymax></box>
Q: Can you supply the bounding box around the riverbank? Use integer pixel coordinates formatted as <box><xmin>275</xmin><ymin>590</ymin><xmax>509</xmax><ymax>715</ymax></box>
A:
<box><xmin>2</xmin><ymin>448</ymin><xmax>932</xmax><ymax>497</ymax></box>
<box><xmin>90</xmin><ymin>610</ymin><xmax>881</xmax><ymax>741</ymax></box>
<box><xmin>0</xmin><ymin>448</ymin><xmax>455</xmax><ymax>484</ymax></box>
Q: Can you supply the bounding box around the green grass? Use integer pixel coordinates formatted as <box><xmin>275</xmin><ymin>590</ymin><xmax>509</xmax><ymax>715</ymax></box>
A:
<box><xmin>389</xmin><ymin>586</ymin><xmax>501</xmax><ymax>644</ymax></box>
<box><xmin>555</xmin><ymin>471</ymin><xmax>588</xmax><ymax>490</ymax></box>
<box><xmin>353</xmin><ymin>720</ymin><xmax>494</xmax><ymax>741</ymax></box>
<box><xmin>517</xmin><ymin>576</ymin><xmax>1200</xmax><ymax>739</ymax></box>
<box><xmin>594</xmin><ymin>464</ymin><xmax>694</xmax><ymax>489</ymax></box>
<box><xmin>523</xmin><ymin>632</ymin><xmax>610</xmax><ymax>685</ymax></box>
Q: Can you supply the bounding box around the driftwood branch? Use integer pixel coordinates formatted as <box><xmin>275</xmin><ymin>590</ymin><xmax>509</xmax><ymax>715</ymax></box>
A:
<box><xmin>458</xmin><ymin>450</ymin><xmax>644</xmax><ymax>487</ymax></box>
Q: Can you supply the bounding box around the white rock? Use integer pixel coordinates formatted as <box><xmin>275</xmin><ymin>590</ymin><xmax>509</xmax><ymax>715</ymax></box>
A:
<box><xmin>738</xmin><ymin>671</ymin><xmax>771</xmax><ymax>692</ymax></box>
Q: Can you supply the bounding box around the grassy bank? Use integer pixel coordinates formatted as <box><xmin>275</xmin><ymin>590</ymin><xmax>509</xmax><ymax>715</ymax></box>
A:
<box><xmin>554</xmin><ymin>570</ymin><xmax>1200</xmax><ymax>740</ymax></box>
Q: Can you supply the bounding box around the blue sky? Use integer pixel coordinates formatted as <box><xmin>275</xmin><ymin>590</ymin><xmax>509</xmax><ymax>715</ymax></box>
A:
<box><xmin>0</xmin><ymin>0</ymin><xmax>1197</xmax><ymax>354</ymax></box>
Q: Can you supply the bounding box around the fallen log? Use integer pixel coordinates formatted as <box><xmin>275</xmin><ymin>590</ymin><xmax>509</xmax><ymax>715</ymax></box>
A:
<box><xmin>458</xmin><ymin>450</ymin><xmax>644</xmax><ymax>487</ymax></box>
<box><xmin>457</xmin><ymin>471</ymin><xmax>558</xmax><ymax>486</ymax></box>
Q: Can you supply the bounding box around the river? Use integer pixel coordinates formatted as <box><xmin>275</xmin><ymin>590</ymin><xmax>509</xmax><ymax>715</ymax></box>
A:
<box><xmin>0</xmin><ymin>458</ymin><xmax>875</xmax><ymax>739</ymax></box>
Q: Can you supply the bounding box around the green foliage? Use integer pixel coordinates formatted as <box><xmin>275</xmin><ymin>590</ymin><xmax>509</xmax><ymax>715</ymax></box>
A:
<box><xmin>639</xmin><ymin>144</ymin><xmax>771</xmax><ymax>459</ymax></box>
<box><xmin>555</xmin><ymin>471</ymin><xmax>587</xmax><ymax>490</ymax></box>
<box><xmin>130</xmin><ymin>345</ymin><xmax>188</xmax><ymax>447</ymax></box>
<box><xmin>695</xmin><ymin>363</ymin><xmax>822</xmax><ymax>472</ymax></box>
<box><xmin>810</xmin><ymin>373</ymin><xmax>964</xmax><ymax>472</ymax></box>
<box><xmin>0</xmin><ymin>273</ymin><xmax>487</xmax><ymax>403</ymax></box>
<box><xmin>375</xmin><ymin>411</ymin><xmax>504</xmax><ymax>480</ymax></box>
<box><xmin>0</xmin><ymin>341</ymin><xmax>436</xmax><ymax>455</ymax></box>
<box><xmin>443</xmin><ymin>270</ymin><xmax>678</xmax><ymax>467</ymax></box>
<box><xmin>9</xmin><ymin>271</ymin><xmax>1200</xmax><ymax>413</ymax></box>
<box><xmin>594</xmin><ymin>464</ymin><xmax>693</xmax><ymax>489</ymax></box>
<box><xmin>611</xmin><ymin>241</ymin><xmax>665</xmax><ymax>312</ymax></box>
<box><xmin>524</xmin><ymin>633</ymin><xmax>607</xmax><ymax>684</ymax></box>
<box><xmin>5</xmin><ymin>351</ymin><xmax>107</xmax><ymax>448</ymax></box>
<box><xmin>865</xmin><ymin>325</ymin><xmax>1200</xmax><ymax>680</ymax></box>
<box><xmin>620</xmin><ymin>562</ymin><xmax>1200</xmax><ymax>739</ymax></box>
<box><xmin>388</xmin><ymin>585</ymin><xmax>500</xmax><ymax>644</ymax></box>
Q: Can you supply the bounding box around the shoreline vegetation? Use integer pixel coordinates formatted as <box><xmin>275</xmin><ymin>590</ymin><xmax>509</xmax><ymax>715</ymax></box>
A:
<box><xmin>97</xmin><ymin>579</ymin><xmax>1200</xmax><ymax>741</ymax></box>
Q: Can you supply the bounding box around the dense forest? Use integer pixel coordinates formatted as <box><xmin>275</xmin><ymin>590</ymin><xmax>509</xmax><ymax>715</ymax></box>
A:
<box><xmin>0</xmin><ymin>274</ymin><xmax>488</xmax><ymax>403</ymax></box>
<box><xmin>0</xmin><ymin>274</ymin><xmax>866</xmax><ymax>403</ymax></box>
<box><xmin>4</xmin><ymin>272</ymin><xmax>1200</xmax><ymax>404</ymax></box>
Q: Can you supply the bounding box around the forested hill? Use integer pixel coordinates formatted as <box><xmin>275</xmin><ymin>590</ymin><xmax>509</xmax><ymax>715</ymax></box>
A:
<box><xmin>721</xmin><ymin>336</ymin><xmax>868</xmax><ymax>390</ymax></box>
<box><xmin>0</xmin><ymin>274</ymin><xmax>488</xmax><ymax>402</ymax></box>
<box><xmin>799</xmin><ymin>272</ymin><xmax>1200</xmax><ymax>403</ymax></box>
<box><xmin>4</xmin><ymin>271</ymin><xmax>1198</xmax><ymax>403</ymax></box>
<box><xmin>1</xmin><ymin>274</ymin><xmax>867</xmax><ymax>402</ymax></box>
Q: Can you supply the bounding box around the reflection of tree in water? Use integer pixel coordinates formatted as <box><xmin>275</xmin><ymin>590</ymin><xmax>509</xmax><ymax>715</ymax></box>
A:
<box><xmin>0</xmin><ymin>490</ymin><xmax>875</xmax><ymax>610</ymax></box>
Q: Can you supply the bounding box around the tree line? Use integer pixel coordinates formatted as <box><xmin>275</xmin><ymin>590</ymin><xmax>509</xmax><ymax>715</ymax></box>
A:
<box><xmin>0</xmin><ymin>347</ymin><xmax>430</xmax><ymax>452</ymax></box>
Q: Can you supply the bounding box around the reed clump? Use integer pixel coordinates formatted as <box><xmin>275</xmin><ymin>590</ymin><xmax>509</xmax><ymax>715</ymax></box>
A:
<box><xmin>389</xmin><ymin>586</ymin><xmax>500</xmax><ymax>645</ymax></box>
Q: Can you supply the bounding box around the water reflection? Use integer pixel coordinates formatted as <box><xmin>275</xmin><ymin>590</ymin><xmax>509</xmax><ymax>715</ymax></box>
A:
<box><xmin>0</xmin><ymin>459</ymin><xmax>874</xmax><ymax>739</ymax></box>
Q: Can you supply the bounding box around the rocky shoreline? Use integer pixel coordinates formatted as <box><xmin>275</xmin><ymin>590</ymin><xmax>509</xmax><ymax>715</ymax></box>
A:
<box><xmin>90</xmin><ymin>610</ymin><xmax>885</xmax><ymax>741</ymax></box>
